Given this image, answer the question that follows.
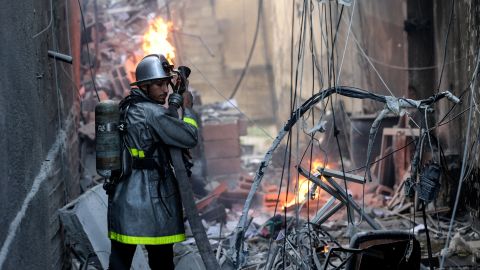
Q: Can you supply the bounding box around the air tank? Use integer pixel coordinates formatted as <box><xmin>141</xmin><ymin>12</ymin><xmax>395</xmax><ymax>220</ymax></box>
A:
<box><xmin>95</xmin><ymin>100</ymin><xmax>121</xmax><ymax>178</ymax></box>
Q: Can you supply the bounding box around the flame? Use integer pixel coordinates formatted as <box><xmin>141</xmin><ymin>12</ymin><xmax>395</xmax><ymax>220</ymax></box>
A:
<box><xmin>283</xmin><ymin>159</ymin><xmax>328</xmax><ymax>208</ymax></box>
<box><xmin>142</xmin><ymin>17</ymin><xmax>175</xmax><ymax>63</ymax></box>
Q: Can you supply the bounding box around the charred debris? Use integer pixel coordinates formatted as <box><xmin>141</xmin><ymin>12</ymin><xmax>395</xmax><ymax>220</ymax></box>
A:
<box><xmin>63</xmin><ymin>0</ymin><xmax>480</xmax><ymax>269</ymax></box>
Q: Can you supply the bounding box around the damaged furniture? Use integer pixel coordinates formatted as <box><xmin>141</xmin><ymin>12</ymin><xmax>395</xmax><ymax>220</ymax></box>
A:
<box><xmin>345</xmin><ymin>230</ymin><xmax>421</xmax><ymax>270</ymax></box>
<box><xmin>298</xmin><ymin>166</ymin><xmax>381</xmax><ymax>230</ymax></box>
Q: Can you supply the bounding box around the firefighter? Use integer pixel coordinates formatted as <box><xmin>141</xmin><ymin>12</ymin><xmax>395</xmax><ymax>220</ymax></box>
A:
<box><xmin>107</xmin><ymin>54</ymin><xmax>198</xmax><ymax>270</ymax></box>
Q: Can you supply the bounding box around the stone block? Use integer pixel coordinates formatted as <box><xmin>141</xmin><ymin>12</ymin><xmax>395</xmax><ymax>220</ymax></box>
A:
<box><xmin>202</xmin><ymin>121</ymin><xmax>239</xmax><ymax>141</ymax></box>
<box><xmin>203</xmin><ymin>139</ymin><xmax>240</xmax><ymax>159</ymax></box>
<box><xmin>59</xmin><ymin>185</ymin><xmax>149</xmax><ymax>269</ymax></box>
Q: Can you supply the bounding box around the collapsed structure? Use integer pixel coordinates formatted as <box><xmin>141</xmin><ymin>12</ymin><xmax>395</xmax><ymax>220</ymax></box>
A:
<box><xmin>2</xmin><ymin>0</ymin><xmax>480</xmax><ymax>269</ymax></box>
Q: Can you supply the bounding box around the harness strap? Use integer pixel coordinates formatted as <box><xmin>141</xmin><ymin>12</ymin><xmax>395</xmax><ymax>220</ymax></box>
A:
<box><xmin>132</xmin><ymin>158</ymin><xmax>158</xmax><ymax>170</ymax></box>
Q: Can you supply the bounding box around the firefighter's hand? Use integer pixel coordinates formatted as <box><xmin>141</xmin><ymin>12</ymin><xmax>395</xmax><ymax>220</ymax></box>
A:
<box><xmin>183</xmin><ymin>91</ymin><xmax>193</xmax><ymax>109</ymax></box>
<box><xmin>168</xmin><ymin>93</ymin><xmax>183</xmax><ymax>109</ymax></box>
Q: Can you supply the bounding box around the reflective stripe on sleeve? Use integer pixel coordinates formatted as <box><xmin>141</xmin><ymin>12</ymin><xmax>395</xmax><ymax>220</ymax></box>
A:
<box><xmin>130</xmin><ymin>148</ymin><xmax>139</xmax><ymax>157</ymax></box>
<box><xmin>108</xmin><ymin>231</ymin><xmax>186</xmax><ymax>245</ymax></box>
<box><xmin>138</xmin><ymin>150</ymin><xmax>145</xmax><ymax>158</ymax></box>
<box><xmin>183</xmin><ymin>117</ymin><xmax>198</xmax><ymax>128</ymax></box>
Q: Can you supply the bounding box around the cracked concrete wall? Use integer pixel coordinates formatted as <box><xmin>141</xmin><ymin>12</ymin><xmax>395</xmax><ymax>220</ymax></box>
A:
<box><xmin>0</xmin><ymin>0</ymin><xmax>81</xmax><ymax>269</ymax></box>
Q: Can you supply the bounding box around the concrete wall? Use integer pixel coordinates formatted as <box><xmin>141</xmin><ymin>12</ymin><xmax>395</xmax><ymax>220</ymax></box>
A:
<box><xmin>264</xmin><ymin>0</ymin><xmax>408</xmax><ymax>121</ymax></box>
<box><xmin>0</xmin><ymin>0</ymin><xmax>81</xmax><ymax>269</ymax></box>
<box><xmin>173</xmin><ymin>0</ymin><xmax>409</xmax><ymax>125</ymax></box>
<box><xmin>171</xmin><ymin>0</ymin><xmax>276</xmax><ymax>121</ymax></box>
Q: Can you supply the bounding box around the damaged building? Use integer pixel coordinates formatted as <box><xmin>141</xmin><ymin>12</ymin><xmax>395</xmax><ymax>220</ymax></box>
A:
<box><xmin>1</xmin><ymin>0</ymin><xmax>480</xmax><ymax>269</ymax></box>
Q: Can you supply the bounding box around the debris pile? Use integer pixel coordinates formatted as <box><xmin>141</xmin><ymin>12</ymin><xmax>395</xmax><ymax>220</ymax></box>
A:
<box><xmin>70</xmin><ymin>2</ymin><xmax>480</xmax><ymax>270</ymax></box>
<box><xmin>200</xmin><ymin>102</ymin><xmax>248</xmax><ymax>177</ymax></box>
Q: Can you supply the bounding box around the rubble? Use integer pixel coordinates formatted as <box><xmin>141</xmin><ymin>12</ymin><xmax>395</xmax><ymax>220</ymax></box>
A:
<box><xmin>59</xmin><ymin>184</ymin><xmax>149</xmax><ymax>270</ymax></box>
<box><xmin>70</xmin><ymin>2</ymin><xmax>480</xmax><ymax>270</ymax></box>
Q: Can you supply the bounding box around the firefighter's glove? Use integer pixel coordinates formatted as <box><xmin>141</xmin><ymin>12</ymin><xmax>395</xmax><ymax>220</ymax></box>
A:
<box><xmin>168</xmin><ymin>93</ymin><xmax>183</xmax><ymax>109</ymax></box>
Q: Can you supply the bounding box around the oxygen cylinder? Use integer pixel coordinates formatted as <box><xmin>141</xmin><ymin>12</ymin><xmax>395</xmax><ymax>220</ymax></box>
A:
<box><xmin>95</xmin><ymin>100</ymin><xmax>121</xmax><ymax>178</ymax></box>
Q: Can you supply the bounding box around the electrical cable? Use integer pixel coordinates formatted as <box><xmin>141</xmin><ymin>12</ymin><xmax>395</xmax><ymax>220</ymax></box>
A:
<box><xmin>32</xmin><ymin>0</ymin><xmax>53</xmax><ymax>39</ymax></box>
<box><xmin>264</xmin><ymin>134</ymin><xmax>292</xmax><ymax>268</ymax></box>
<box><xmin>327</xmin><ymin>4</ymin><xmax>344</xmax><ymax>82</ymax></box>
<box><xmin>440</xmin><ymin>46</ymin><xmax>480</xmax><ymax>268</ymax></box>
<box><xmin>346</xmin><ymin>139</ymin><xmax>417</xmax><ymax>173</ymax></box>
<box><xmin>436</xmin><ymin>0</ymin><xmax>456</xmax><ymax>93</ymax></box>
<box><xmin>364</xmin><ymin>53</ymin><xmax>471</xmax><ymax>71</ymax></box>
<box><xmin>49</xmin><ymin>0</ymin><xmax>71</xmax><ymax>204</ymax></box>
<box><xmin>283</xmin><ymin>131</ymin><xmax>294</xmax><ymax>268</ymax></box>
<box><xmin>306</xmin><ymin>0</ymin><xmax>316</xmax><ymax>259</ymax></box>
<box><xmin>327</xmin><ymin>2</ymin><xmax>352</xmax><ymax>225</ymax></box>
<box><xmin>424</xmin><ymin>107</ymin><xmax>437</xmax><ymax>162</ymax></box>
<box><xmin>335</xmin><ymin>0</ymin><xmax>356</xmax><ymax>85</ymax></box>
<box><xmin>186</xmin><ymin>59</ymin><xmax>274</xmax><ymax>140</ymax></box>
<box><xmin>231</xmin><ymin>85</ymin><xmax>458</xmax><ymax>267</ymax></box>
<box><xmin>435</xmin><ymin>89</ymin><xmax>468</xmax><ymax>126</ymax></box>
<box><xmin>228</xmin><ymin>0</ymin><xmax>263</xmax><ymax>99</ymax></box>
<box><xmin>292</xmin><ymin>0</ymin><xmax>309</xmax><ymax>261</ymax></box>
<box><xmin>77</xmin><ymin>0</ymin><xmax>100</xmax><ymax>102</ymax></box>
<box><xmin>349</xmin><ymin>28</ymin><xmax>425</xmax><ymax>131</ymax></box>
<box><xmin>309</xmin><ymin>2</ymin><xmax>324</xmax><ymax>89</ymax></box>
<box><xmin>422</xmin><ymin>201</ymin><xmax>434</xmax><ymax>270</ymax></box>
<box><xmin>349</xmin><ymin>31</ymin><xmax>395</xmax><ymax>97</ymax></box>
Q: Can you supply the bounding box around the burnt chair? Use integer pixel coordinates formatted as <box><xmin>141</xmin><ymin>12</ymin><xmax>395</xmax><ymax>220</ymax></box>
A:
<box><xmin>345</xmin><ymin>230</ymin><xmax>421</xmax><ymax>270</ymax></box>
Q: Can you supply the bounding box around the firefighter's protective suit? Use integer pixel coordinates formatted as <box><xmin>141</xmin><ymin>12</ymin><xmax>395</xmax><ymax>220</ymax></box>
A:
<box><xmin>108</xmin><ymin>88</ymin><xmax>198</xmax><ymax>245</ymax></box>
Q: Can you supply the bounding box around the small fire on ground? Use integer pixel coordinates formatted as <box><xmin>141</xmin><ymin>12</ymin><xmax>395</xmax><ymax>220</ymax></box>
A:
<box><xmin>264</xmin><ymin>159</ymin><xmax>330</xmax><ymax>212</ymax></box>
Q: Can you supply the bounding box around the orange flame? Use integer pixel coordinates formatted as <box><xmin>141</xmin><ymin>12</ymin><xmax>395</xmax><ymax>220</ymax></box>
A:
<box><xmin>142</xmin><ymin>17</ymin><xmax>175</xmax><ymax>63</ymax></box>
<box><xmin>283</xmin><ymin>159</ymin><xmax>328</xmax><ymax>208</ymax></box>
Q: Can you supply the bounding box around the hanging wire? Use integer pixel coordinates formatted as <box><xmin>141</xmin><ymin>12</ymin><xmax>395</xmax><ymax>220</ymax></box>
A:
<box><xmin>349</xmin><ymin>28</ymin><xmax>424</xmax><ymax>131</ymax></box>
<box><xmin>48</xmin><ymin>0</ymin><xmax>70</xmax><ymax>204</ymax></box>
<box><xmin>349</xmin><ymin>31</ymin><xmax>395</xmax><ymax>97</ymax></box>
<box><xmin>32</xmin><ymin>0</ymin><xmax>53</xmax><ymax>39</ymax></box>
<box><xmin>291</xmin><ymin>0</ymin><xmax>308</xmax><ymax>262</ymax></box>
<box><xmin>264</xmin><ymin>134</ymin><xmax>292</xmax><ymax>267</ymax></box>
<box><xmin>326</xmin><ymin>2</ymin><xmax>353</xmax><ymax>225</ymax></box>
<box><xmin>186</xmin><ymin>59</ymin><xmax>274</xmax><ymax>140</ymax></box>
<box><xmin>362</xmin><ymin>52</ymin><xmax>472</xmax><ymax>71</ymax></box>
<box><xmin>440</xmin><ymin>46</ymin><xmax>480</xmax><ymax>268</ymax></box>
<box><xmin>436</xmin><ymin>0</ymin><xmax>456</xmax><ymax>93</ymax></box>
<box><xmin>77</xmin><ymin>0</ymin><xmax>100</xmax><ymax>102</ymax></box>
<box><xmin>228</xmin><ymin>0</ymin><xmax>263</xmax><ymax>99</ymax></box>
<box><xmin>335</xmin><ymin>0</ymin><xmax>356</xmax><ymax>86</ymax></box>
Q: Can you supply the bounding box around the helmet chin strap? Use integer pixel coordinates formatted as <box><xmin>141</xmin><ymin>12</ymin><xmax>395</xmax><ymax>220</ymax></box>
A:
<box><xmin>139</xmin><ymin>84</ymin><xmax>153</xmax><ymax>101</ymax></box>
<box><xmin>169</xmin><ymin>81</ymin><xmax>177</xmax><ymax>93</ymax></box>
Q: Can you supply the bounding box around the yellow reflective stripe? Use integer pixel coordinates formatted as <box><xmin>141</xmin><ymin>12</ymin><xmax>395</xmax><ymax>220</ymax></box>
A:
<box><xmin>138</xmin><ymin>150</ymin><xmax>145</xmax><ymax>158</ymax></box>
<box><xmin>108</xmin><ymin>231</ymin><xmax>186</xmax><ymax>245</ymax></box>
<box><xmin>130</xmin><ymin>148</ymin><xmax>139</xmax><ymax>157</ymax></box>
<box><xmin>183</xmin><ymin>117</ymin><xmax>198</xmax><ymax>128</ymax></box>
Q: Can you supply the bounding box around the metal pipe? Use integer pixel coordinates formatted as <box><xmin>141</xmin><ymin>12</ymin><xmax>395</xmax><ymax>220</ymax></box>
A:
<box><xmin>48</xmin><ymin>50</ymin><xmax>73</xmax><ymax>64</ymax></box>
<box><xmin>323</xmin><ymin>176</ymin><xmax>381</xmax><ymax>230</ymax></box>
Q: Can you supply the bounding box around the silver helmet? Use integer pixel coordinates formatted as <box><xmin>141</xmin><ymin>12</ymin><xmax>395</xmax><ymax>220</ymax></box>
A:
<box><xmin>130</xmin><ymin>54</ymin><xmax>173</xmax><ymax>86</ymax></box>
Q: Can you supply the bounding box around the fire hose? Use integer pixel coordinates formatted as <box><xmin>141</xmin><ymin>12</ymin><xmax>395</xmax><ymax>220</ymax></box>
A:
<box><xmin>228</xmin><ymin>86</ymin><xmax>460</xmax><ymax>268</ymax></box>
<box><xmin>169</xmin><ymin>66</ymin><xmax>220</xmax><ymax>270</ymax></box>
